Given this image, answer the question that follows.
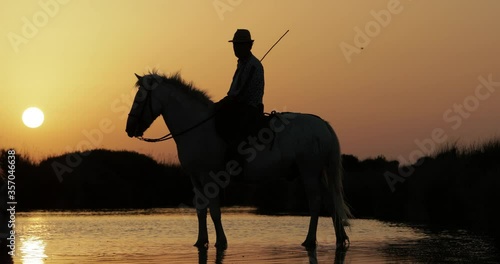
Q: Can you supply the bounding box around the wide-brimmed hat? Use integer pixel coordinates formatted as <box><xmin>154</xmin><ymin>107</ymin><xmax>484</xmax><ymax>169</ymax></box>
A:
<box><xmin>228</xmin><ymin>29</ymin><xmax>254</xmax><ymax>43</ymax></box>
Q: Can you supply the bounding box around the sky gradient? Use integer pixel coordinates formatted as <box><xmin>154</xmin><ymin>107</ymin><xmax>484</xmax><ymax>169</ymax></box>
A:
<box><xmin>2</xmin><ymin>0</ymin><xmax>500</xmax><ymax>164</ymax></box>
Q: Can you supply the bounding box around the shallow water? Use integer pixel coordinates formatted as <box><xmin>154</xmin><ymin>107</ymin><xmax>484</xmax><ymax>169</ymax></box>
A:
<box><xmin>8</xmin><ymin>208</ymin><xmax>500</xmax><ymax>263</ymax></box>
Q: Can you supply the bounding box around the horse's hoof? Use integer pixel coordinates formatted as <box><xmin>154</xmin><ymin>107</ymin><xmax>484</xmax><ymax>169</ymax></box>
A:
<box><xmin>336</xmin><ymin>238</ymin><xmax>350</xmax><ymax>250</ymax></box>
<box><xmin>301</xmin><ymin>239</ymin><xmax>317</xmax><ymax>249</ymax></box>
<box><xmin>215</xmin><ymin>240</ymin><xmax>228</xmax><ymax>250</ymax></box>
<box><xmin>194</xmin><ymin>240</ymin><xmax>209</xmax><ymax>249</ymax></box>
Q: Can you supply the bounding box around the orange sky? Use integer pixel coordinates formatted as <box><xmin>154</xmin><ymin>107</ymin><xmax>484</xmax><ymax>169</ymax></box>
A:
<box><xmin>2</xmin><ymin>0</ymin><xmax>500</xmax><ymax>164</ymax></box>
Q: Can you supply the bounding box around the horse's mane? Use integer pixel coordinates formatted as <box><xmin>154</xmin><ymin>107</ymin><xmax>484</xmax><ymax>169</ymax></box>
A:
<box><xmin>135</xmin><ymin>70</ymin><xmax>213</xmax><ymax>105</ymax></box>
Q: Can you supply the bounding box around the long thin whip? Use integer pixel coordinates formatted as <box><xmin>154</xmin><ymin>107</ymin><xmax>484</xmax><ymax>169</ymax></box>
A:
<box><xmin>260</xmin><ymin>30</ymin><xmax>289</xmax><ymax>62</ymax></box>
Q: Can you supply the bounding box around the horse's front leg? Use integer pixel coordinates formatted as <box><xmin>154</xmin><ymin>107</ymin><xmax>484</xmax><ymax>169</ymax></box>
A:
<box><xmin>191</xmin><ymin>174</ymin><xmax>210</xmax><ymax>248</ymax></box>
<box><xmin>209</xmin><ymin>196</ymin><xmax>227</xmax><ymax>249</ymax></box>
<box><xmin>194</xmin><ymin>207</ymin><xmax>209</xmax><ymax>248</ymax></box>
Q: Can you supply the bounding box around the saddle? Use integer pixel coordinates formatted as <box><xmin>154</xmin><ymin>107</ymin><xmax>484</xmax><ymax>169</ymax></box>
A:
<box><xmin>215</xmin><ymin>105</ymin><xmax>279</xmax><ymax>150</ymax></box>
<box><xmin>253</xmin><ymin>111</ymin><xmax>279</xmax><ymax>149</ymax></box>
<box><xmin>216</xmin><ymin>108</ymin><xmax>301</xmax><ymax>181</ymax></box>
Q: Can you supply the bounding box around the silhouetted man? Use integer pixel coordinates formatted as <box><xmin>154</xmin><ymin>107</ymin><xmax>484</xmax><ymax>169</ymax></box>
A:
<box><xmin>216</xmin><ymin>29</ymin><xmax>265</xmax><ymax>155</ymax></box>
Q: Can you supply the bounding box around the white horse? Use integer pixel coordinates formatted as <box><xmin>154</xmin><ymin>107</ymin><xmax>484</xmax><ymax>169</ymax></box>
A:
<box><xmin>126</xmin><ymin>72</ymin><xmax>351</xmax><ymax>250</ymax></box>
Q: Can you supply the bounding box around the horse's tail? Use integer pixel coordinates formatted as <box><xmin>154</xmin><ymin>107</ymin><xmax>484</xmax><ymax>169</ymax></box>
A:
<box><xmin>323</xmin><ymin>121</ymin><xmax>352</xmax><ymax>247</ymax></box>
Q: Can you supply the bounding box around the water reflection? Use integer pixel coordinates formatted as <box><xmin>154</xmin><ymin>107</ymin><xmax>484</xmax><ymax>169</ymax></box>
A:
<box><xmin>198</xmin><ymin>248</ymin><xmax>226</xmax><ymax>264</ymax></box>
<box><xmin>20</xmin><ymin>236</ymin><xmax>47</xmax><ymax>264</ymax></box>
<box><xmin>334</xmin><ymin>248</ymin><xmax>348</xmax><ymax>264</ymax></box>
<box><xmin>306</xmin><ymin>247</ymin><xmax>348</xmax><ymax>264</ymax></box>
<box><xmin>12</xmin><ymin>210</ymin><xmax>500</xmax><ymax>263</ymax></box>
<box><xmin>196</xmin><ymin>245</ymin><xmax>351</xmax><ymax>264</ymax></box>
<box><xmin>306</xmin><ymin>247</ymin><xmax>318</xmax><ymax>264</ymax></box>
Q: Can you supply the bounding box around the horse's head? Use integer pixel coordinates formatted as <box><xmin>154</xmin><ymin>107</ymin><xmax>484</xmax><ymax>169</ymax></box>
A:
<box><xmin>125</xmin><ymin>73</ymin><xmax>163</xmax><ymax>138</ymax></box>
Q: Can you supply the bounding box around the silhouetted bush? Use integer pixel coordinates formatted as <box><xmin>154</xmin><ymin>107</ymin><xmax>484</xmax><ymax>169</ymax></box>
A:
<box><xmin>374</xmin><ymin>138</ymin><xmax>500</xmax><ymax>240</ymax></box>
<box><xmin>1</xmin><ymin>149</ymin><xmax>191</xmax><ymax>210</ymax></box>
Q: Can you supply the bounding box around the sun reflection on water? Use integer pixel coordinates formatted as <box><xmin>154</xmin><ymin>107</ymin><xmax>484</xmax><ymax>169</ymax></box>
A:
<box><xmin>20</xmin><ymin>236</ymin><xmax>47</xmax><ymax>264</ymax></box>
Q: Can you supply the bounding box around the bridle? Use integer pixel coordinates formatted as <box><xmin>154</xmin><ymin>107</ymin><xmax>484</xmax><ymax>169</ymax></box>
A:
<box><xmin>129</xmin><ymin>87</ymin><xmax>215</xmax><ymax>143</ymax></box>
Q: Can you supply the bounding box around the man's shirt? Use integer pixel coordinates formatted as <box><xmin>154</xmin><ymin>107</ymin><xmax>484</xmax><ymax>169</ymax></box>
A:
<box><xmin>228</xmin><ymin>53</ymin><xmax>264</xmax><ymax>107</ymax></box>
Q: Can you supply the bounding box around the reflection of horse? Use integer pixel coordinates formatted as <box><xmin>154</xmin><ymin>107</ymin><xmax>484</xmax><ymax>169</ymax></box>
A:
<box><xmin>197</xmin><ymin>246</ymin><xmax>347</xmax><ymax>263</ymax></box>
<box><xmin>307</xmin><ymin>247</ymin><xmax>348</xmax><ymax>264</ymax></box>
<box><xmin>126</xmin><ymin>72</ymin><xmax>351</xmax><ymax>249</ymax></box>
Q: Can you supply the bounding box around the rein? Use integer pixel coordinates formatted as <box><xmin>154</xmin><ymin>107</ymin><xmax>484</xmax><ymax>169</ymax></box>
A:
<box><xmin>138</xmin><ymin>113</ymin><xmax>216</xmax><ymax>143</ymax></box>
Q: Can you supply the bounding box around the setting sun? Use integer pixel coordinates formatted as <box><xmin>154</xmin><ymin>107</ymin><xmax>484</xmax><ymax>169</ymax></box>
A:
<box><xmin>22</xmin><ymin>107</ymin><xmax>44</xmax><ymax>128</ymax></box>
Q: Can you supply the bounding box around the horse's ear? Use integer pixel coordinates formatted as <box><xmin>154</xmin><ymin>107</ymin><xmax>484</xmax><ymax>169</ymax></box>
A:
<box><xmin>134</xmin><ymin>73</ymin><xmax>142</xmax><ymax>80</ymax></box>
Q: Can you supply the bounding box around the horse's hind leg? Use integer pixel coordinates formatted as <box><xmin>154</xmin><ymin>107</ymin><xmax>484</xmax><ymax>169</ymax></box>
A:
<box><xmin>321</xmin><ymin>168</ymin><xmax>350</xmax><ymax>249</ymax></box>
<box><xmin>322</xmin><ymin>181</ymin><xmax>349</xmax><ymax>249</ymax></box>
<box><xmin>209</xmin><ymin>195</ymin><xmax>227</xmax><ymax>249</ymax></box>
<box><xmin>300</xmin><ymin>166</ymin><xmax>322</xmax><ymax>249</ymax></box>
